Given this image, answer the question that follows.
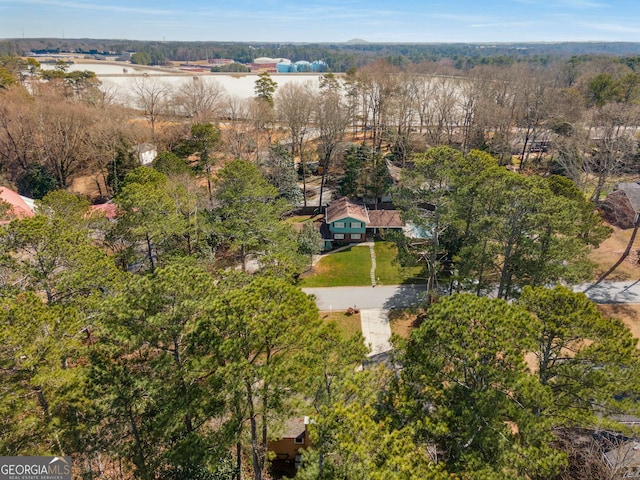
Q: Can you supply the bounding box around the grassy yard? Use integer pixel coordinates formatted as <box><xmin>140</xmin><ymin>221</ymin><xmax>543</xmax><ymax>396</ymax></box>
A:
<box><xmin>299</xmin><ymin>241</ymin><xmax>425</xmax><ymax>288</ymax></box>
<box><xmin>321</xmin><ymin>311</ymin><xmax>363</xmax><ymax>340</ymax></box>
<box><xmin>299</xmin><ymin>245</ymin><xmax>372</xmax><ymax>287</ymax></box>
<box><xmin>374</xmin><ymin>241</ymin><xmax>424</xmax><ymax>285</ymax></box>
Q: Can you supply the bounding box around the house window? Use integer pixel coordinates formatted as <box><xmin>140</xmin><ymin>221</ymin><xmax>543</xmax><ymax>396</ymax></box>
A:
<box><xmin>351</xmin><ymin>233</ymin><xmax>361</xmax><ymax>240</ymax></box>
<box><xmin>334</xmin><ymin>221</ymin><xmax>345</xmax><ymax>228</ymax></box>
<box><xmin>350</xmin><ymin>222</ymin><xmax>361</xmax><ymax>228</ymax></box>
<box><xmin>334</xmin><ymin>233</ymin><xmax>345</xmax><ymax>240</ymax></box>
<box><xmin>294</xmin><ymin>433</ymin><xmax>305</xmax><ymax>444</ymax></box>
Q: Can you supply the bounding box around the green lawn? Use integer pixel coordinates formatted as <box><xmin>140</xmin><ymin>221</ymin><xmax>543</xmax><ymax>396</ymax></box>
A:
<box><xmin>298</xmin><ymin>241</ymin><xmax>424</xmax><ymax>287</ymax></box>
<box><xmin>321</xmin><ymin>311</ymin><xmax>363</xmax><ymax>340</ymax></box>
<box><xmin>374</xmin><ymin>241</ymin><xmax>424</xmax><ymax>285</ymax></box>
<box><xmin>299</xmin><ymin>245</ymin><xmax>372</xmax><ymax>287</ymax></box>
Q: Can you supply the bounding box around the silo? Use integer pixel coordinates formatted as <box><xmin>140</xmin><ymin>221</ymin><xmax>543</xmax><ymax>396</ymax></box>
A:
<box><xmin>294</xmin><ymin>61</ymin><xmax>312</xmax><ymax>73</ymax></box>
<box><xmin>312</xmin><ymin>60</ymin><xmax>328</xmax><ymax>72</ymax></box>
<box><xmin>277</xmin><ymin>61</ymin><xmax>292</xmax><ymax>73</ymax></box>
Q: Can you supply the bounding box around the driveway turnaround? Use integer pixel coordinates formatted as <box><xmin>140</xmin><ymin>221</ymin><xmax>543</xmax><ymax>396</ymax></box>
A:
<box><xmin>360</xmin><ymin>308</ymin><xmax>392</xmax><ymax>357</ymax></box>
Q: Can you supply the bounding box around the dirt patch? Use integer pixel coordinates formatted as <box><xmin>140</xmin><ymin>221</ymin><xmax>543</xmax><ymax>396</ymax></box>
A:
<box><xmin>598</xmin><ymin>303</ymin><xmax>640</xmax><ymax>348</ymax></box>
<box><xmin>589</xmin><ymin>225</ymin><xmax>640</xmax><ymax>281</ymax></box>
<box><xmin>388</xmin><ymin>308</ymin><xmax>425</xmax><ymax>339</ymax></box>
<box><xmin>69</xmin><ymin>175</ymin><xmax>106</xmax><ymax>199</ymax></box>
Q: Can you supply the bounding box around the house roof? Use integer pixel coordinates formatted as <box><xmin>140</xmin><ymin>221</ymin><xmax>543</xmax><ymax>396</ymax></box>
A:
<box><xmin>368</xmin><ymin>209</ymin><xmax>404</xmax><ymax>228</ymax></box>
<box><xmin>325</xmin><ymin>197</ymin><xmax>369</xmax><ymax>224</ymax></box>
<box><xmin>604</xmin><ymin>441</ymin><xmax>640</xmax><ymax>471</ymax></box>
<box><xmin>279</xmin><ymin>416</ymin><xmax>308</xmax><ymax>439</ymax></box>
<box><xmin>601</xmin><ymin>189</ymin><xmax>637</xmax><ymax>229</ymax></box>
<box><xmin>617</xmin><ymin>182</ymin><xmax>640</xmax><ymax>212</ymax></box>
<box><xmin>0</xmin><ymin>187</ymin><xmax>35</xmax><ymax>224</ymax></box>
<box><xmin>133</xmin><ymin>142</ymin><xmax>157</xmax><ymax>153</ymax></box>
<box><xmin>90</xmin><ymin>202</ymin><xmax>119</xmax><ymax>219</ymax></box>
<box><xmin>386</xmin><ymin>159</ymin><xmax>402</xmax><ymax>184</ymax></box>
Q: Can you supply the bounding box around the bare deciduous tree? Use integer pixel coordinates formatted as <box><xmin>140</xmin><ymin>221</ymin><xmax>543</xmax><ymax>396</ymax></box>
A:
<box><xmin>34</xmin><ymin>96</ymin><xmax>95</xmax><ymax>188</ymax></box>
<box><xmin>585</xmin><ymin>102</ymin><xmax>640</xmax><ymax>202</ymax></box>
<box><xmin>222</xmin><ymin>94</ymin><xmax>254</xmax><ymax>159</ymax></box>
<box><xmin>0</xmin><ymin>86</ymin><xmax>36</xmax><ymax>178</ymax></box>
<box><xmin>275</xmin><ymin>81</ymin><xmax>314</xmax><ymax>205</ymax></box>
<box><xmin>129</xmin><ymin>76</ymin><xmax>171</xmax><ymax>141</ymax></box>
<box><xmin>171</xmin><ymin>77</ymin><xmax>225</xmax><ymax>124</ymax></box>
<box><xmin>355</xmin><ymin>61</ymin><xmax>401</xmax><ymax>152</ymax></box>
<box><xmin>313</xmin><ymin>76</ymin><xmax>351</xmax><ymax>208</ymax></box>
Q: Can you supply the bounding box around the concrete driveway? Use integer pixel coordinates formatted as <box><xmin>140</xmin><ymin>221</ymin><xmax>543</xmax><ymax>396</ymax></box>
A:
<box><xmin>360</xmin><ymin>308</ymin><xmax>392</xmax><ymax>357</ymax></box>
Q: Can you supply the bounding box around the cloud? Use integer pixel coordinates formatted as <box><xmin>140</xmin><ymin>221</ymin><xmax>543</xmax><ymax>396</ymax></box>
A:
<box><xmin>514</xmin><ymin>0</ymin><xmax>608</xmax><ymax>8</ymax></box>
<box><xmin>0</xmin><ymin>0</ymin><xmax>177</xmax><ymax>15</ymax></box>
<box><xmin>206</xmin><ymin>4</ymin><xmax>399</xmax><ymax>21</ymax></box>
<box><xmin>558</xmin><ymin>0</ymin><xmax>608</xmax><ymax>8</ymax></box>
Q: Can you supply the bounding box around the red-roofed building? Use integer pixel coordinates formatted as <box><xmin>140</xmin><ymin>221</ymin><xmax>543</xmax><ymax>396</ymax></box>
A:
<box><xmin>90</xmin><ymin>202</ymin><xmax>119</xmax><ymax>220</ymax></box>
<box><xmin>0</xmin><ymin>187</ymin><xmax>35</xmax><ymax>224</ymax></box>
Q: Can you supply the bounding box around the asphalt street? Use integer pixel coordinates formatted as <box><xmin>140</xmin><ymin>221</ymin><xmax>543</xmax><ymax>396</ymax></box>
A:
<box><xmin>303</xmin><ymin>281</ymin><xmax>640</xmax><ymax>311</ymax></box>
<box><xmin>575</xmin><ymin>280</ymin><xmax>640</xmax><ymax>304</ymax></box>
<box><xmin>303</xmin><ymin>285</ymin><xmax>426</xmax><ymax>311</ymax></box>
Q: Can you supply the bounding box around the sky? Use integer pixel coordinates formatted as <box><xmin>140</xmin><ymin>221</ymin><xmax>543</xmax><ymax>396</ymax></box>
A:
<box><xmin>1</xmin><ymin>0</ymin><xmax>640</xmax><ymax>43</ymax></box>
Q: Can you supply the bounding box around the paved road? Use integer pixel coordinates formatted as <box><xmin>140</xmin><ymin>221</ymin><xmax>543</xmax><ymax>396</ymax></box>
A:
<box><xmin>575</xmin><ymin>280</ymin><xmax>640</xmax><ymax>304</ymax></box>
<box><xmin>302</xmin><ymin>285</ymin><xmax>426</xmax><ymax>310</ymax></box>
<box><xmin>303</xmin><ymin>281</ymin><xmax>640</xmax><ymax>311</ymax></box>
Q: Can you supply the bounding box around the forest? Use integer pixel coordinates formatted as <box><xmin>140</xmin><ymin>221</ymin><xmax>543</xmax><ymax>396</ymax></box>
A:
<box><xmin>4</xmin><ymin>38</ymin><xmax>640</xmax><ymax>71</ymax></box>
<box><xmin>1</xmin><ymin>49</ymin><xmax>640</xmax><ymax>480</ymax></box>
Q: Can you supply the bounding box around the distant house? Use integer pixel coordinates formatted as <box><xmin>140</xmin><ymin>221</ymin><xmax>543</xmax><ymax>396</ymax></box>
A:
<box><xmin>0</xmin><ymin>187</ymin><xmax>35</xmax><ymax>224</ymax></box>
<box><xmin>322</xmin><ymin>197</ymin><xmax>405</xmax><ymax>249</ymax></box>
<box><xmin>249</xmin><ymin>58</ymin><xmax>285</xmax><ymax>73</ymax></box>
<box><xmin>132</xmin><ymin>143</ymin><xmax>157</xmax><ymax>166</ymax></box>
<box><xmin>604</xmin><ymin>440</ymin><xmax>640</xmax><ymax>479</ymax></box>
<box><xmin>90</xmin><ymin>202</ymin><xmax>119</xmax><ymax>220</ymax></box>
<box><xmin>208</xmin><ymin>58</ymin><xmax>234</xmax><ymax>65</ymax></box>
<box><xmin>268</xmin><ymin>416</ymin><xmax>311</xmax><ymax>475</ymax></box>
<box><xmin>600</xmin><ymin>181</ymin><xmax>640</xmax><ymax>228</ymax></box>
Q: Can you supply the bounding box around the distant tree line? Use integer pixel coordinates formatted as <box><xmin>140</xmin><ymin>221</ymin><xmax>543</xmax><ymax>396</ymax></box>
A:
<box><xmin>3</xmin><ymin>49</ymin><xmax>640</xmax><ymax>479</ymax></box>
<box><xmin>4</xmin><ymin>38</ymin><xmax>640</xmax><ymax>71</ymax></box>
